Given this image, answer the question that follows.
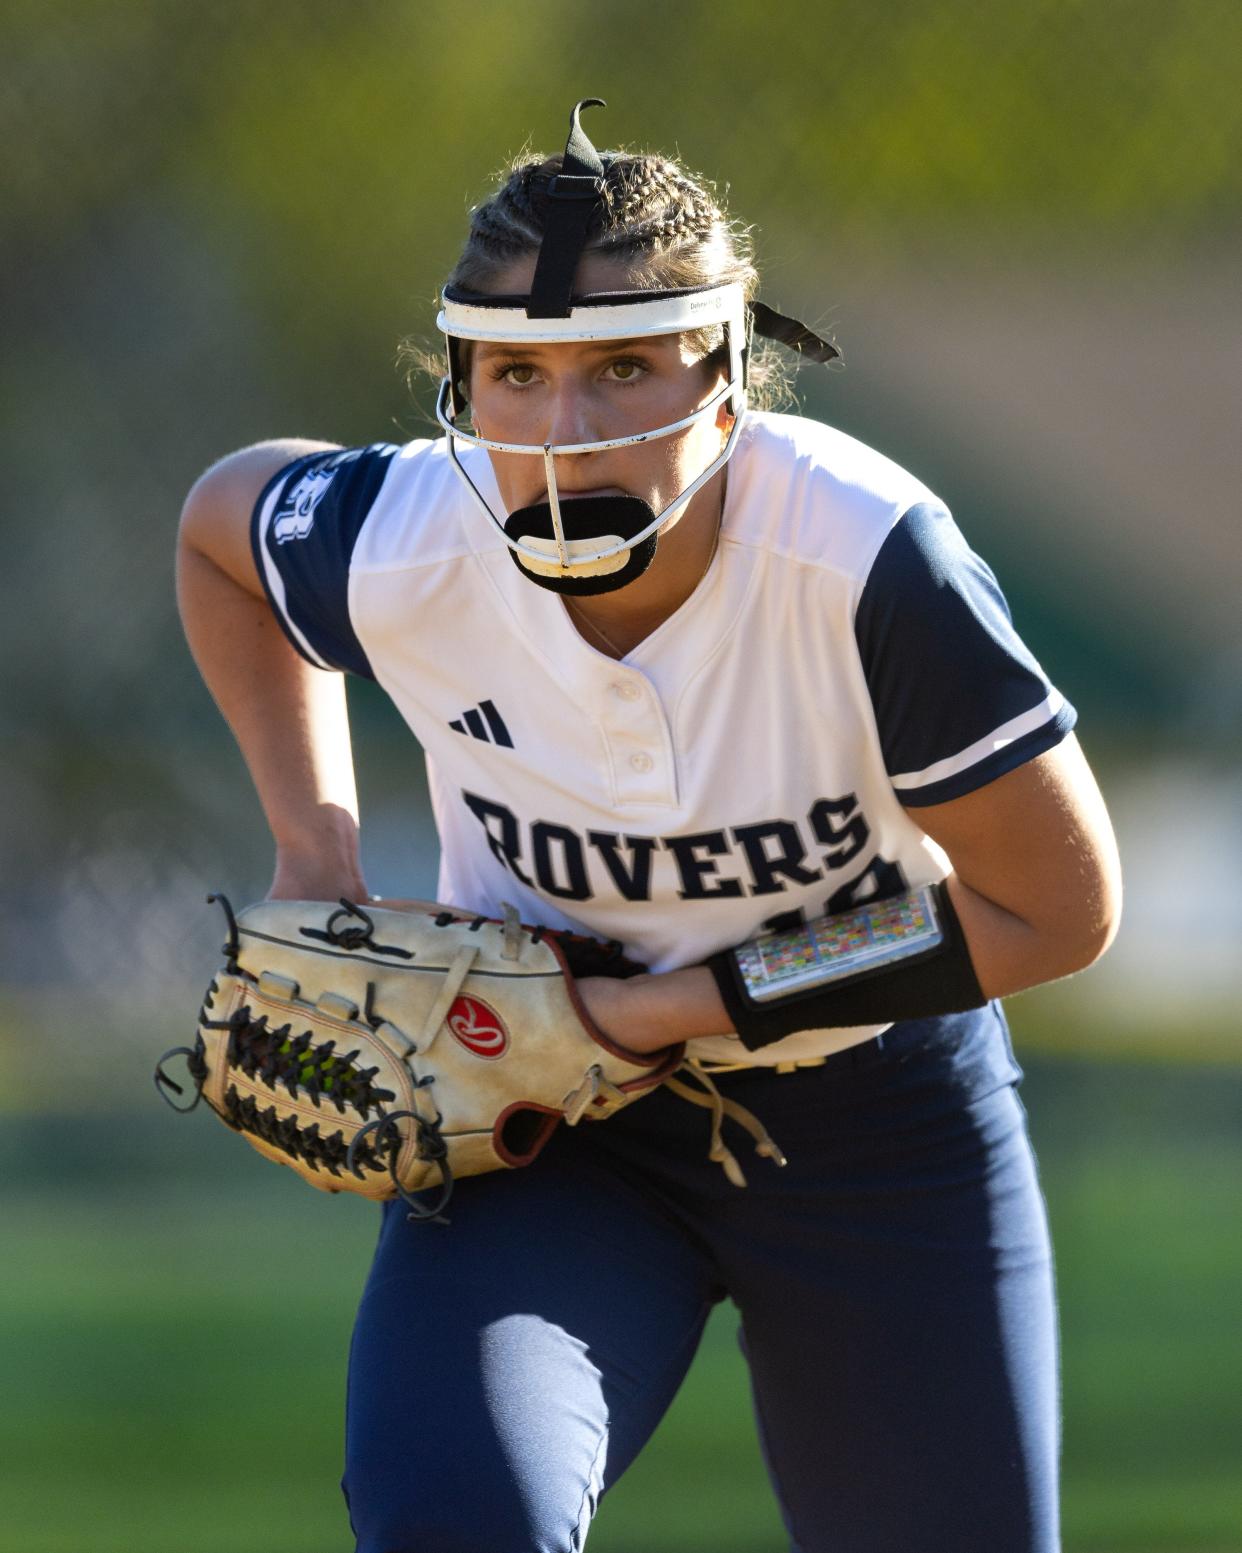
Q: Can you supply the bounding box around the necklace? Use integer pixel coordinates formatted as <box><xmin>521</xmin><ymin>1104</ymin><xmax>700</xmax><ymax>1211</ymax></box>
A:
<box><xmin>565</xmin><ymin>502</ymin><xmax>725</xmax><ymax>660</ymax></box>
<box><xmin>565</xmin><ymin>598</ymin><xmax>627</xmax><ymax>658</ymax></box>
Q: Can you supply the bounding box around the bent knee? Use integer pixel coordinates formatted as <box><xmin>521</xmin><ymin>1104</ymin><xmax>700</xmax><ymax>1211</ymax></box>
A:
<box><xmin>344</xmin><ymin>1473</ymin><xmax>590</xmax><ymax>1553</ymax></box>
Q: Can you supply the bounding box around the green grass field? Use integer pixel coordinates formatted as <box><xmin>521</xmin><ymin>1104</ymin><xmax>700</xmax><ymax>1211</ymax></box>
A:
<box><xmin>2</xmin><ymin>1055</ymin><xmax>1240</xmax><ymax>1553</ymax></box>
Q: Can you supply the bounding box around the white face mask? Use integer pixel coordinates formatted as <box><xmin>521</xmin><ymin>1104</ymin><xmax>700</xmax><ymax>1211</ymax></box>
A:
<box><xmin>435</xmin><ymin>101</ymin><xmax>837</xmax><ymax>591</ymax></box>
<box><xmin>435</xmin><ymin>283</ymin><xmax>750</xmax><ymax>596</ymax></box>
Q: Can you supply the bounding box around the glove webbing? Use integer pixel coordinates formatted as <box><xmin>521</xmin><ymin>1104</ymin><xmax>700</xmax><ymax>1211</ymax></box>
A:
<box><xmin>223</xmin><ymin>1086</ymin><xmax>390</xmax><ymax>1178</ymax></box>
<box><xmin>228</xmin><ymin>1007</ymin><xmax>396</xmax><ymax>1114</ymax></box>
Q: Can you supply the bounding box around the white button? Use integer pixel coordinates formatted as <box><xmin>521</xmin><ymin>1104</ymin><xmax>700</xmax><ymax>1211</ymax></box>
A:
<box><xmin>612</xmin><ymin>681</ymin><xmax>641</xmax><ymax>701</ymax></box>
<box><xmin>629</xmin><ymin>752</ymin><xmax>654</xmax><ymax>773</ymax></box>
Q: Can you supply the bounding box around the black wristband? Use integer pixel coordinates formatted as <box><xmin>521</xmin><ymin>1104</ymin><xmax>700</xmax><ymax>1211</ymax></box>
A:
<box><xmin>705</xmin><ymin>882</ymin><xmax>986</xmax><ymax>1052</ymax></box>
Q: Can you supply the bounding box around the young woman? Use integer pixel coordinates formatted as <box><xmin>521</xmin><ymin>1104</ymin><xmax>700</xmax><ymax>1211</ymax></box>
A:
<box><xmin>177</xmin><ymin>101</ymin><xmax>1120</xmax><ymax>1553</ymax></box>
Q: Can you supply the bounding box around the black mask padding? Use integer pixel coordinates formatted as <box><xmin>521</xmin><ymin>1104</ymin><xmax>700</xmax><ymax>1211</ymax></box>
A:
<box><xmin>503</xmin><ymin>494</ymin><xmax>658</xmax><ymax>596</ymax></box>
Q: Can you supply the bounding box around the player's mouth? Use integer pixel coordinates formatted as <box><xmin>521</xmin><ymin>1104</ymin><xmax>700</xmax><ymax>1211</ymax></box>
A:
<box><xmin>512</xmin><ymin>484</ymin><xmax>633</xmax><ymax>509</ymax></box>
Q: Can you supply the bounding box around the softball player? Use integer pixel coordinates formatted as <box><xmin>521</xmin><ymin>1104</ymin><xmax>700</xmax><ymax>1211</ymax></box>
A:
<box><xmin>177</xmin><ymin>101</ymin><xmax>1121</xmax><ymax>1553</ymax></box>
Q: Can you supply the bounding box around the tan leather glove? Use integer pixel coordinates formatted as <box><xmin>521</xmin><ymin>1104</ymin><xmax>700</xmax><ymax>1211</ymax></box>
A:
<box><xmin>156</xmin><ymin>895</ymin><xmax>682</xmax><ymax>1221</ymax></box>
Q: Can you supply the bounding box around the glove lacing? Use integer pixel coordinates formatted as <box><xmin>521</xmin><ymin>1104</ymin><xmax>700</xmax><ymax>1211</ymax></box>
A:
<box><xmin>561</xmin><ymin>1064</ymin><xmax>629</xmax><ymax>1125</ymax></box>
<box><xmin>663</xmin><ymin>1062</ymin><xmax>788</xmax><ymax>1187</ymax></box>
<box><xmin>346</xmin><ymin>936</ymin><xmax>483</xmax><ymax>1223</ymax></box>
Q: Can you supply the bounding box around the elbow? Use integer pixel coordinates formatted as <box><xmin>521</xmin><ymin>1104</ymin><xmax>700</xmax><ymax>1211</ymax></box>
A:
<box><xmin>1074</xmin><ymin>767</ymin><xmax>1125</xmax><ymax>972</ymax></box>
<box><xmin>1052</xmin><ymin>851</ymin><xmax>1124</xmax><ymax>978</ymax></box>
<box><xmin>1086</xmin><ymin>829</ymin><xmax>1124</xmax><ymax>966</ymax></box>
<box><xmin>1070</xmin><ymin>895</ymin><xmax>1122</xmax><ymax>973</ymax></box>
<box><xmin>1001</xmin><ymin>842</ymin><xmax>1123</xmax><ymax>992</ymax></box>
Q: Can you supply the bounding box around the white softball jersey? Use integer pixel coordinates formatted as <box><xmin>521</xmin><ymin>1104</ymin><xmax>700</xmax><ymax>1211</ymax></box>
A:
<box><xmin>252</xmin><ymin>412</ymin><xmax>1075</xmax><ymax>1067</ymax></box>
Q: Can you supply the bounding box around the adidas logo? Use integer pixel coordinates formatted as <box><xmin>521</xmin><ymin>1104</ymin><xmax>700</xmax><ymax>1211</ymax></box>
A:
<box><xmin>449</xmin><ymin>699</ymin><xmax>514</xmax><ymax>748</ymax></box>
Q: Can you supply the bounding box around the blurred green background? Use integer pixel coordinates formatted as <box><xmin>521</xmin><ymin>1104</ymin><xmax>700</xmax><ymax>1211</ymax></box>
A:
<box><xmin>2</xmin><ymin>1</ymin><xmax>1239</xmax><ymax>1549</ymax></box>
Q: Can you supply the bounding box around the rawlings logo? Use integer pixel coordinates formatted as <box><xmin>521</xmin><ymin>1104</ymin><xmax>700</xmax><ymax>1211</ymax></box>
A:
<box><xmin>447</xmin><ymin>996</ymin><xmax>509</xmax><ymax>1059</ymax></box>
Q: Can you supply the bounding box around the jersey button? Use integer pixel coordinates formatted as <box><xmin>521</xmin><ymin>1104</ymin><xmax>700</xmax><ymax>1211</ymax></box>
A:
<box><xmin>629</xmin><ymin>752</ymin><xmax>654</xmax><ymax>773</ymax></box>
<box><xmin>612</xmin><ymin>681</ymin><xmax>641</xmax><ymax>701</ymax></box>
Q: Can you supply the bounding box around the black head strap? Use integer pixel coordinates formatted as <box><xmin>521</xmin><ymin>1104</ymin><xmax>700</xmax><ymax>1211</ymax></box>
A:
<box><xmin>527</xmin><ymin>98</ymin><xmax>608</xmax><ymax>319</ymax></box>
<box><xmin>751</xmin><ymin>301</ymin><xmax>841</xmax><ymax>364</ymax></box>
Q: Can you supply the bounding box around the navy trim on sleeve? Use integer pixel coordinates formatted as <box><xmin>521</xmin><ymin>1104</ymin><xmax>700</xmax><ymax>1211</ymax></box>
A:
<box><xmin>855</xmin><ymin>502</ymin><xmax>1076</xmax><ymax>804</ymax></box>
<box><xmin>895</xmin><ymin>708</ymin><xmax>1076</xmax><ymax>807</ymax></box>
<box><xmin>250</xmin><ymin>444</ymin><xmax>397</xmax><ymax>679</ymax></box>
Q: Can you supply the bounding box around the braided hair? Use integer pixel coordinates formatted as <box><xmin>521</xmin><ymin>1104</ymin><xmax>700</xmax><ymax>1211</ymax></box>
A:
<box><xmin>431</xmin><ymin>149</ymin><xmax>793</xmax><ymax>408</ymax></box>
<box><xmin>449</xmin><ymin>151</ymin><xmax>761</xmax><ymax>375</ymax></box>
<box><xmin>453</xmin><ymin>151</ymin><xmax>754</xmax><ymax>295</ymax></box>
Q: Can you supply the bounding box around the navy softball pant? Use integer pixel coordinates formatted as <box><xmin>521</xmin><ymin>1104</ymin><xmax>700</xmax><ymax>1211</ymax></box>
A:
<box><xmin>343</xmin><ymin>1006</ymin><xmax>1060</xmax><ymax>1552</ymax></box>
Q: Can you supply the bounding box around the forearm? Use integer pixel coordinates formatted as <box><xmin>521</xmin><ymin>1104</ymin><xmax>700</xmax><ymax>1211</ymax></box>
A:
<box><xmin>580</xmin><ymin>965</ymin><xmax>727</xmax><ymax>1052</ymax></box>
<box><xmin>176</xmin><ymin>541</ymin><xmax>365</xmax><ymax>897</ymax></box>
<box><xmin>586</xmin><ymin>743</ymin><xmax>1123</xmax><ymax>1056</ymax></box>
<box><xmin>580</xmin><ymin>871</ymin><xmax>1101</xmax><ymax>1056</ymax></box>
<box><xmin>942</xmin><ymin>874</ymin><xmax>1070</xmax><ymax>1000</ymax></box>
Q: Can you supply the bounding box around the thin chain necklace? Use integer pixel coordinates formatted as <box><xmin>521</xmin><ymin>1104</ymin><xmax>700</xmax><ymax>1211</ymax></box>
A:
<box><xmin>565</xmin><ymin>522</ymin><xmax>722</xmax><ymax>660</ymax></box>
<box><xmin>565</xmin><ymin>598</ymin><xmax>627</xmax><ymax>657</ymax></box>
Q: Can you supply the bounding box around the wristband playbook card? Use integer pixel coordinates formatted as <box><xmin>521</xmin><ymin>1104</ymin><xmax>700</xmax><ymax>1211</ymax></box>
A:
<box><xmin>732</xmin><ymin>885</ymin><xmax>945</xmax><ymax>1004</ymax></box>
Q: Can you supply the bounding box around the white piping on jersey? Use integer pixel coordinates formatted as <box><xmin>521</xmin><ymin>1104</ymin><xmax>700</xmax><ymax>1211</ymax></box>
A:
<box><xmin>255</xmin><ymin>481</ymin><xmax>336</xmax><ymax>672</ymax></box>
<box><xmin>889</xmin><ymin>690</ymin><xmax>1066</xmax><ymax>793</ymax></box>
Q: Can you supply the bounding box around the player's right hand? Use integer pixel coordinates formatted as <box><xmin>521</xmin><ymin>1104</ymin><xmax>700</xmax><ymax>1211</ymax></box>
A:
<box><xmin>267</xmin><ymin>848</ymin><xmax>369</xmax><ymax>905</ymax></box>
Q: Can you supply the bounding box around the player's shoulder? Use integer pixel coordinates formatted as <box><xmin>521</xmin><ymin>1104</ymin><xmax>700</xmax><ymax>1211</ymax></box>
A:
<box><xmin>258</xmin><ymin>440</ymin><xmax>401</xmax><ymax>540</ymax></box>
<box><xmin>726</xmin><ymin>410</ymin><xmax>942</xmax><ymax>580</ymax></box>
<box><xmin>327</xmin><ymin>436</ymin><xmax>498</xmax><ymax>573</ymax></box>
<box><xmin>182</xmin><ymin>438</ymin><xmax>353</xmax><ymax>591</ymax></box>
<box><xmin>255</xmin><ymin>435</ymin><xmax>491</xmax><ymax>573</ymax></box>
<box><xmin>182</xmin><ymin>439</ymin><xmax>330</xmax><ymax>540</ymax></box>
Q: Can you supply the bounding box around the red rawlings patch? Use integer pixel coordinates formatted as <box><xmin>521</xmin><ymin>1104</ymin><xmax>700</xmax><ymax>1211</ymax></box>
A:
<box><xmin>447</xmin><ymin>995</ymin><xmax>509</xmax><ymax>1059</ymax></box>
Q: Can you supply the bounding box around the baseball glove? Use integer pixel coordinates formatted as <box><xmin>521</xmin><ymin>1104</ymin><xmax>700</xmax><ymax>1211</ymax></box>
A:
<box><xmin>155</xmin><ymin>895</ymin><xmax>685</xmax><ymax>1221</ymax></box>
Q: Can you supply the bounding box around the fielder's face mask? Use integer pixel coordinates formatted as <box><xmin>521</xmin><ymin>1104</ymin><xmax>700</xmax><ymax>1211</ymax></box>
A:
<box><xmin>435</xmin><ymin>99</ymin><xmax>839</xmax><ymax>597</ymax></box>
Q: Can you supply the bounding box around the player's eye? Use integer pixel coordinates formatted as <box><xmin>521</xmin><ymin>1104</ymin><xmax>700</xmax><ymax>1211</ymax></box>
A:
<box><xmin>489</xmin><ymin>360</ymin><xmax>538</xmax><ymax>386</ymax></box>
<box><xmin>604</xmin><ymin>358</ymin><xmax>647</xmax><ymax>383</ymax></box>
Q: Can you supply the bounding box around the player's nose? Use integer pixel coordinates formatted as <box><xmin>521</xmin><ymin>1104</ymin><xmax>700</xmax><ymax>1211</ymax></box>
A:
<box><xmin>542</xmin><ymin>377</ymin><xmax>602</xmax><ymax>453</ymax></box>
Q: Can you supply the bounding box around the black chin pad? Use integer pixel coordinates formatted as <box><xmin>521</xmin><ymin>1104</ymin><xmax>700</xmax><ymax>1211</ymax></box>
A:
<box><xmin>503</xmin><ymin>495</ymin><xmax>659</xmax><ymax>596</ymax></box>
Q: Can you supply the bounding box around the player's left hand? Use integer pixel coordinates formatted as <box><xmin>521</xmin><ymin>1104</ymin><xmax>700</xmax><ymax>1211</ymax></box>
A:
<box><xmin>576</xmin><ymin>965</ymin><xmax>737</xmax><ymax>1053</ymax></box>
<box><xmin>155</xmin><ymin>895</ymin><xmax>685</xmax><ymax>1220</ymax></box>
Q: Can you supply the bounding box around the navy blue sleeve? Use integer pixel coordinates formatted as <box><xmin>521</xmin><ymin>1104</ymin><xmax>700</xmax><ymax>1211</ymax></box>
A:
<box><xmin>855</xmin><ymin>502</ymin><xmax>1076</xmax><ymax>806</ymax></box>
<box><xmin>250</xmin><ymin>443</ymin><xmax>398</xmax><ymax>680</ymax></box>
